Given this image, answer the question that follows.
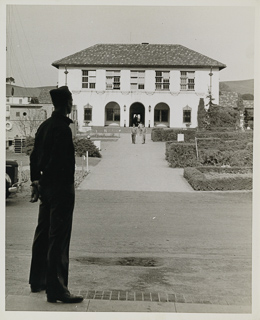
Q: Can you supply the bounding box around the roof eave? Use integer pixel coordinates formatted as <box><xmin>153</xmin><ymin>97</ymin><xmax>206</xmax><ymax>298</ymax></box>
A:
<box><xmin>52</xmin><ymin>63</ymin><xmax>226</xmax><ymax>70</ymax></box>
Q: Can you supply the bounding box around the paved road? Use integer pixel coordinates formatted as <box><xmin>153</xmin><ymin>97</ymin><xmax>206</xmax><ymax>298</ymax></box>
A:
<box><xmin>78</xmin><ymin>133</ymin><xmax>194</xmax><ymax>192</ymax></box>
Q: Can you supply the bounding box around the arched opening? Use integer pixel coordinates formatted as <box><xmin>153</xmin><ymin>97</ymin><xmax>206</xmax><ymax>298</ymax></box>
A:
<box><xmin>105</xmin><ymin>102</ymin><xmax>120</xmax><ymax>126</ymax></box>
<box><xmin>129</xmin><ymin>102</ymin><xmax>145</xmax><ymax>127</ymax></box>
<box><xmin>154</xmin><ymin>103</ymin><xmax>170</xmax><ymax>127</ymax></box>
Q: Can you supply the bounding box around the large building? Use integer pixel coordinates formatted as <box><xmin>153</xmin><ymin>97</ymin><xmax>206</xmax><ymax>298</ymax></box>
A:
<box><xmin>52</xmin><ymin>43</ymin><xmax>226</xmax><ymax>131</ymax></box>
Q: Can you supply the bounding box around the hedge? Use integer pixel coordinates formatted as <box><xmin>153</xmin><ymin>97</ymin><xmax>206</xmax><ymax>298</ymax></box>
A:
<box><xmin>183</xmin><ymin>166</ymin><xmax>252</xmax><ymax>191</ymax></box>
<box><xmin>152</xmin><ymin>128</ymin><xmax>196</xmax><ymax>142</ymax></box>
<box><xmin>165</xmin><ymin>138</ymin><xmax>253</xmax><ymax>168</ymax></box>
<box><xmin>24</xmin><ymin>136</ymin><xmax>102</xmax><ymax>158</ymax></box>
<box><xmin>73</xmin><ymin>138</ymin><xmax>102</xmax><ymax>158</ymax></box>
<box><xmin>152</xmin><ymin>127</ymin><xmax>253</xmax><ymax>142</ymax></box>
<box><xmin>166</xmin><ymin>143</ymin><xmax>198</xmax><ymax>167</ymax></box>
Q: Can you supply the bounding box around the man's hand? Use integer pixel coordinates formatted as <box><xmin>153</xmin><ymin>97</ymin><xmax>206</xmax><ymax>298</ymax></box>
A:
<box><xmin>30</xmin><ymin>180</ymin><xmax>40</xmax><ymax>203</ymax></box>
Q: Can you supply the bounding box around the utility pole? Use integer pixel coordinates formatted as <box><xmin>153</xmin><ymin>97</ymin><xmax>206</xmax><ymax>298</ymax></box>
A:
<box><xmin>64</xmin><ymin>65</ymin><xmax>68</xmax><ymax>86</ymax></box>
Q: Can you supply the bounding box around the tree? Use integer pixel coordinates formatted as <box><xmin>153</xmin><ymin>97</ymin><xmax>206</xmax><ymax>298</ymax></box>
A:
<box><xmin>197</xmin><ymin>98</ymin><xmax>208</xmax><ymax>130</ymax></box>
<box><xmin>207</xmin><ymin>105</ymin><xmax>239</xmax><ymax>129</ymax></box>
<box><xmin>242</xmin><ymin>93</ymin><xmax>254</xmax><ymax>100</ymax></box>
<box><xmin>15</xmin><ymin>108</ymin><xmax>46</xmax><ymax>137</ymax></box>
<box><xmin>206</xmin><ymin>88</ymin><xmax>215</xmax><ymax>108</ymax></box>
<box><xmin>6</xmin><ymin>77</ymin><xmax>15</xmax><ymax>84</ymax></box>
<box><xmin>30</xmin><ymin>97</ymin><xmax>39</xmax><ymax>104</ymax></box>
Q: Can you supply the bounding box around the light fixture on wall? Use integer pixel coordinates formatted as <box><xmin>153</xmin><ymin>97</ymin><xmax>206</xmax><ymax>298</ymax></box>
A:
<box><xmin>149</xmin><ymin>105</ymin><xmax>151</xmax><ymax>112</ymax></box>
<box><xmin>124</xmin><ymin>105</ymin><xmax>126</xmax><ymax>112</ymax></box>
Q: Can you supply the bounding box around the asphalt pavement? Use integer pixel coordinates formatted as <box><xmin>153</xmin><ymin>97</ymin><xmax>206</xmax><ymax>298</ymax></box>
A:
<box><xmin>4</xmin><ymin>133</ymin><xmax>253</xmax><ymax>317</ymax></box>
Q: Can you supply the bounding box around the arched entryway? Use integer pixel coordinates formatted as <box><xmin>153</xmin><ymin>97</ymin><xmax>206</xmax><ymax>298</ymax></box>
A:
<box><xmin>154</xmin><ymin>103</ymin><xmax>170</xmax><ymax>127</ymax></box>
<box><xmin>129</xmin><ymin>102</ymin><xmax>145</xmax><ymax>127</ymax></box>
<box><xmin>105</xmin><ymin>102</ymin><xmax>120</xmax><ymax>126</ymax></box>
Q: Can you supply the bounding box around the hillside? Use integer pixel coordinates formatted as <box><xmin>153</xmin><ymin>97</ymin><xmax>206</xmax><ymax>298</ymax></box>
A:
<box><xmin>220</xmin><ymin>79</ymin><xmax>254</xmax><ymax>95</ymax></box>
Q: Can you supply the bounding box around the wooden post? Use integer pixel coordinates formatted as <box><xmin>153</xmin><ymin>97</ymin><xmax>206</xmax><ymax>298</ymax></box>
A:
<box><xmin>86</xmin><ymin>151</ymin><xmax>89</xmax><ymax>173</ymax></box>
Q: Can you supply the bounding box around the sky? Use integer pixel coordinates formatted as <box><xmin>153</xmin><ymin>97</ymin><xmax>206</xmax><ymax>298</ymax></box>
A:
<box><xmin>4</xmin><ymin>2</ymin><xmax>257</xmax><ymax>88</ymax></box>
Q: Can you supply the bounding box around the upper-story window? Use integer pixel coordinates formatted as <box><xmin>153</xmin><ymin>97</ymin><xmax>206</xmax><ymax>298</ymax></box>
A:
<box><xmin>6</xmin><ymin>98</ymin><xmax>10</xmax><ymax>102</ymax></box>
<box><xmin>155</xmin><ymin>71</ymin><xmax>170</xmax><ymax>91</ymax></box>
<box><xmin>82</xmin><ymin>70</ymin><xmax>96</xmax><ymax>89</ymax></box>
<box><xmin>106</xmin><ymin>70</ymin><xmax>121</xmax><ymax>90</ymax></box>
<box><xmin>180</xmin><ymin>71</ymin><xmax>195</xmax><ymax>91</ymax></box>
<box><xmin>131</xmin><ymin>71</ymin><xmax>145</xmax><ymax>90</ymax></box>
<box><xmin>19</xmin><ymin>99</ymin><xmax>22</xmax><ymax>104</ymax></box>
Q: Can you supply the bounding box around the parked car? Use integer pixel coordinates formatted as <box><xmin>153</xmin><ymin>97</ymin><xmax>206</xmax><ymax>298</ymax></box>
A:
<box><xmin>6</xmin><ymin>160</ymin><xmax>19</xmax><ymax>198</ymax></box>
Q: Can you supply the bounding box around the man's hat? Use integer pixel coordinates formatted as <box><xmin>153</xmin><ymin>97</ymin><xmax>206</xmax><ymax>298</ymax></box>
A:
<box><xmin>49</xmin><ymin>86</ymin><xmax>72</xmax><ymax>105</ymax></box>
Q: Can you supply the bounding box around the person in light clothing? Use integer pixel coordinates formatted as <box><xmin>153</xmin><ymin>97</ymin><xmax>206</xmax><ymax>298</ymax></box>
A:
<box><xmin>142</xmin><ymin>124</ymin><xmax>147</xmax><ymax>144</ymax></box>
<box><xmin>131</xmin><ymin>124</ymin><xmax>137</xmax><ymax>144</ymax></box>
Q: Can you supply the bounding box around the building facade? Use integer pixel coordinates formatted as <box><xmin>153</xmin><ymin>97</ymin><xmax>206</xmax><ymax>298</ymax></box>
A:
<box><xmin>6</xmin><ymin>85</ymin><xmax>56</xmax><ymax>145</ymax></box>
<box><xmin>52</xmin><ymin>44</ymin><xmax>226</xmax><ymax>131</ymax></box>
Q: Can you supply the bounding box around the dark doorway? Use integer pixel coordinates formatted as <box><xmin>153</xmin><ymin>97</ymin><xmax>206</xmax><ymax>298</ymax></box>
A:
<box><xmin>129</xmin><ymin>103</ymin><xmax>145</xmax><ymax>127</ymax></box>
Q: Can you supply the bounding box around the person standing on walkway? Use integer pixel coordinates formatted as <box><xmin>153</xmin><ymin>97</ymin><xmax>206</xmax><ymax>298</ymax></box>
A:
<box><xmin>131</xmin><ymin>124</ymin><xmax>137</xmax><ymax>144</ymax></box>
<box><xmin>142</xmin><ymin>124</ymin><xmax>147</xmax><ymax>144</ymax></box>
<box><xmin>29</xmin><ymin>86</ymin><xmax>83</xmax><ymax>304</ymax></box>
<box><xmin>137</xmin><ymin>122</ymin><xmax>143</xmax><ymax>143</ymax></box>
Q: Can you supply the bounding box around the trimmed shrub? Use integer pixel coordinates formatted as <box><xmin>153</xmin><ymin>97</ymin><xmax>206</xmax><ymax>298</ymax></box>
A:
<box><xmin>73</xmin><ymin>138</ymin><xmax>102</xmax><ymax>158</ymax></box>
<box><xmin>24</xmin><ymin>136</ymin><xmax>102</xmax><ymax>158</ymax></box>
<box><xmin>197</xmin><ymin>98</ymin><xmax>208</xmax><ymax>130</ymax></box>
<box><xmin>196</xmin><ymin>131</ymin><xmax>253</xmax><ymax>141</ymax></box>
<box><xmin>207</xmin><ymin>105</ymin><xmax>239</xmax><ymax>129</ymax></box>
<box><xmin>152</xmin><ymin>128</ymin><xmax>196</xmax><ymax>142</ymax></box>
<box><xmin>184</xmin><ymin>166</ymin><xmax>252</xmax><ymax>191</ymax></box>
<box><xmin>166</xmin><ymin>143</ymin><xmax>198</xmax><ymax>167</ymax></box>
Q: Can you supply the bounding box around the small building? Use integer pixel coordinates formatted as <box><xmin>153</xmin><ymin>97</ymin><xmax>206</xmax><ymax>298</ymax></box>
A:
<box><xmin>6</xmin><ymin>84</ymin><xmax>56</xmax><ymax>147</ymax></box>
<box><xmin>52</xmin><ymin>43</ymin><xmax>226</xmax><ymax>131</ymax></box>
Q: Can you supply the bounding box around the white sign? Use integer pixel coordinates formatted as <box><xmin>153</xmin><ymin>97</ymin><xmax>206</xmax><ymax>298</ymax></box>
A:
<box><xmin>177</xmin><ymin>134</ymin><xmax>184</xmax><ymax>142</ymax></box>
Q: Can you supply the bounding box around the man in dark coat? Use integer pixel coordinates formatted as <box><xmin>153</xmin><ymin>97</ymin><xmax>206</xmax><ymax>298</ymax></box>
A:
<box><xmin>29</xmin><ymin>86</ymin><xmax>83</xmax><ymax>304</ymax></box>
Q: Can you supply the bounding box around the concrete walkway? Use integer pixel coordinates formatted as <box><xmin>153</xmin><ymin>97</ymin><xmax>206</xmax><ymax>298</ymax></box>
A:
<box><xmin>78</xmin><ymin>133</ymin><xmax>194</xmax><ymax>192</ymax></box>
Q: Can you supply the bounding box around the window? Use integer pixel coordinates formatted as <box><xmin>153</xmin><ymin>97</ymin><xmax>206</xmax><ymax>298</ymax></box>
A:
<box><xmin>16</xmin><ymin>112</ymin><xmax>20</xmax><ymax>117</ymax></box>
<box><xmin>84</xmin><ymin>104</ymin><xmax>92</xmax><ymax>122</ymax></box>
<box><xmin>19</xmin><ymin>99</ymin><xmax>22</xmax><ymax>104</ymax></box>
<box><xmin>106</xmin><ymin>107</ymin><xmax>120</xmax><ymax>121</ymax></box>
<box><xmin>155</xmin><ymin>71</ymin><xmax>170</xmax><ymax>91</ymax></box>
<box><xmin>183</xmin><ymin>106</ymin><xmax>192</xmax><ymax>123</ymax></box>
<box><xmin>6</xmin><ymin>98</ymin><xmax>9</xmax><ymax>102</ymax></box>
<box><xmin>106</xmin><ymin>70</ymin><xmax>121</xmax><ymax>90</ymax></box>
<box><xmin>180</xmin><ymin>71</ymin><xmax>195</xmax><ymax>91</ymax></box>
<box><xmin>82</xmin><ymin>70</ymin><xmax>96</xmax><ymax>89</ymax></box>
<box><xmin>131</xmin><ymin>71</ymin><xmax>145</xmax><ymax>90</ymax></box>
<box><xmin>154</xmin><ymin>109</ymin><xmax>168</xmax><ymax>122</ymax></box>
<box><xmin>6</xmin><ymin>105</ymin><xmax>10</xmax><ymax>111</ymax></box>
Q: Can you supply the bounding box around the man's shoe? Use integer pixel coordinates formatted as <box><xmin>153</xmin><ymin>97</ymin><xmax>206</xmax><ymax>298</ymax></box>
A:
<box><xmin>31</xmin><ymin>285</ymin><xmax>46</xmax><ymax>293</ymax></box>
<box><xmin>47</xmin><ymin>292</ymin><xmax>84</xmax><ymax>303</ymax></box>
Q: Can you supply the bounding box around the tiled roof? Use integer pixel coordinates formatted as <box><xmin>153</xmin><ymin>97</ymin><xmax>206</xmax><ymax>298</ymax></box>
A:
<box><xmin>219</xmin><ymin>91</ymin><xmax>239</xmax><ymax>109</ymax></box>
<box><xmin>6</xmin><ymin>84</ymin><xmax>56</xmax><ymax>104</ymax></box>
<box><xmin>6</xmin><ymin>84</ymin><xmax>41</xmax><ymax>98</ymax></box>
<box><xmin>38</xmin><ymin>86</ymin><xmax>57</xmax><ymax>104</ymax></box>
<box><xmin>52</xmin><ymin>44</ymin><xmax>226</xmax><ymax>69</ymax></box>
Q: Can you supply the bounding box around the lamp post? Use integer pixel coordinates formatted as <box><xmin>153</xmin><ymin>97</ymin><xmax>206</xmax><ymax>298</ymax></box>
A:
<box><xmin>64</xmin><ymin>65</ymin><xmax>69</xmax><ymax>86</ymax></box>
